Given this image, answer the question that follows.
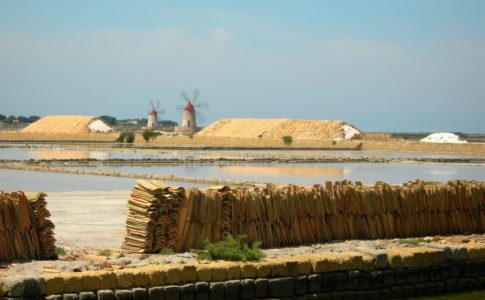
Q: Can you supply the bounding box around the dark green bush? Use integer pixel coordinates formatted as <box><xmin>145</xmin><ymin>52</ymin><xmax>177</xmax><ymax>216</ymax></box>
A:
<box><xmin>198</xmin><ymin>235</ymin><xmax>264</xmax><ymax>261</ymax></box>
<box><xmin>125</xmin><ymin>132</ymin><xmax>135</xmax><ymax>143</ymax></box>
<box><xmin>142</xmin><ymin>130</ymin><xmax>161</xmax><ymax>142</ymax></box>
<box><xmin>281</xmin><ymin>135</ymin><xmax>293</xmax><ymax>145</ymax></box>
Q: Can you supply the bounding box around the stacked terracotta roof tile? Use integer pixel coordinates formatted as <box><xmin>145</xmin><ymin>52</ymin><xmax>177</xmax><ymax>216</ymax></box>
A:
<box><xmin>0</xmin><ymin>191</ymin><xmax>56</xmax><ymax>262</ymax></box>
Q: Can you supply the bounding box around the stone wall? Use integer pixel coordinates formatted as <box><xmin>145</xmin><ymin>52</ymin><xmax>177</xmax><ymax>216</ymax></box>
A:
<box><xmin>2</xmin><ymin>243</ymin><xmax>485</xmax><ymax>299</ymax></box>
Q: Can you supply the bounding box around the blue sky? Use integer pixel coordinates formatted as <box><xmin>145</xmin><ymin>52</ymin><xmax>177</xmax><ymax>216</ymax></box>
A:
<box><xmin>0</xmin><ymin>1</ymin><xmax>484</xmax><ymax>132</ymax></box>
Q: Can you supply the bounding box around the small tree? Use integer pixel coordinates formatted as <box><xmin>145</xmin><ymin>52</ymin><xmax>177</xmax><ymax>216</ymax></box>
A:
<box><xmin>281</xmin><ymin>135</ymin><xmax>293</xmax><ymax>146</ymax></box>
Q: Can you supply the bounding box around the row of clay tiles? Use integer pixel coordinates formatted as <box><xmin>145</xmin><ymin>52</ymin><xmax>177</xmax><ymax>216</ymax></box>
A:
<box><xmin>2</xmin><ymin>242</ymin><xmax>485</xmax><ymax>296</ymax></box>
<box><xmin>122</xmin><ymin>179</ymin><xmax>485</xmax><ymax>253</ymax></box>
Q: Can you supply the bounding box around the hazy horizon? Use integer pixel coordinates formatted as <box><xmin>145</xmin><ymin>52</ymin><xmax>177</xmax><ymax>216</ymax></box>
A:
<box><xmin>1</xmin><ymin>1</ymin><xmax>484</xmax><ymax>133</ymax></box>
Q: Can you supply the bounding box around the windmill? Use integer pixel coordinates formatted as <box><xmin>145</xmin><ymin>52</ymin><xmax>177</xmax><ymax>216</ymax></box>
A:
<box><xmin>147</xmin><ymin>99</ymin><xmax>164</xmax><ymax>128</ymax></box>
<box><xmin>175</xmin><ymin>88</ymin><xmax>209</xmax><ymax>132</ymax></box>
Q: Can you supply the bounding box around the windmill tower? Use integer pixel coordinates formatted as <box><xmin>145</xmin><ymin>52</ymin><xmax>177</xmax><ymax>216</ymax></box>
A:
<box><xmin>147</xmin><ymin>100</ymin><xmax>164</xmax><ymax>128</ymax></box>
<box><xmin>175</xmin><ymin>89</ymin><xmax>208</xmax><ymax>134</ymax></box>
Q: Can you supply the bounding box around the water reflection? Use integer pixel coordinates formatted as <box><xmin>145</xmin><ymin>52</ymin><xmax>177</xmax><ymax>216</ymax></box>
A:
<box><xmin>73</xmin><ymin>162</ymin><xmax>485</xmax><ymax>185</ymax></box>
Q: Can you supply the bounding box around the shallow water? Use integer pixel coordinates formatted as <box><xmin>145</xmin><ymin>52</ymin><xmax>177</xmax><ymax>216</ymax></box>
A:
<box><xmin>0</xmin><ymin>169</ymin><xmax>211</xmax><ymax>192</ymax></box>
<box><xmin>74</xmin><ymin>162</ymin><xmax>485</xmax><ymax>185</ymax></box>
<box><xmin>1</xmin><ymin>146</ymin><xmax>485</xmax><ymax>161</ymax></box>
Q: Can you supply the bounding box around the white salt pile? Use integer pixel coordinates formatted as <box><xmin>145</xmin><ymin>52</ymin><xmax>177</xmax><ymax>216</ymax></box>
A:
<box><xmin>88</xmin><ymin>119</ymin><xmax>114</xmax><ymax>133</ymax></box>
<box><xmin>420</xmin><ymin>132</ymin><xmax>467</xmax><ymax>144</ymax></box>
<box><xmin>342</xmin><ymin>124</ymin><xmax>361</xmax><ymax>140</ymax></box>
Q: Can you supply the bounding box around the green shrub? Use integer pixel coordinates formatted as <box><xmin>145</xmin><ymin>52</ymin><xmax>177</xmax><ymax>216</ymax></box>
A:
<box><xmin>159</xmin><ymin>248</ymin><xmax>175</xmax><ymax>255</ymax></box>
<box><xmin>55</xmin><ymin>246</ymin><xmax>66</xmax><ymax>255</ymax></box>
<box><xmin>281</xmin><ymin>135</ymin><xmax>293</xmax><ymax>145</ymax></box>
<box><xmin>116</xmin><ymin>132</ymin><xmax>128</xmax><ymax>143</ymax></box>
<box><xmin>125</xmin><ymin>132</ymin><xmax>135</xmax><ymax>143</ymax></box>
<box><xmin>142</xmin><ymin>130</ymin><xmax>161</xmax><ymax>143</ymax></box>
<box><xmin>198</xmin><ymin>235</ymin><xmax>264</xmax><ymax>261</ymax></box>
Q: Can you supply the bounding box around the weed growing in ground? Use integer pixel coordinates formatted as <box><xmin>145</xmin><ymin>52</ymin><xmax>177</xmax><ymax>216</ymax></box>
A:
<box><xmin>159</xmin><ymin>248</ymin><xmax>175</xmax><ymax>255</ymax></box>
<box><xmin>198</xmin><ymin>235</ymin><xmax>264</xmax><ymax>261</ymax></box>
<box><xmin>398</xmin><ymin>238</ymin><xmax>430</xmax><ymax>247</ymax></box>
<box><xmin>55</xmin><ymin>246</ymin><xmax>66</xmax><ymax>255</ymax></box>
<box><xmin>98</xmin><ymin>249</ymin><xmax>112</xmax><ymax>257</ymax></box>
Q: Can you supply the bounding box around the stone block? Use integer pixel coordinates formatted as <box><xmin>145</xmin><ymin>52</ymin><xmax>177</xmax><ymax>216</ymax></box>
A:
<box><xmin>379</xmin><ymin>288</ymin><xmax>391</xmax><ymax>300</ymax></box>
<box><xmin>180</xmin><ymin>284</ymin><xmax>195</xmax><ymax>300</ymax></box>
<box><xmin>310</xmin><ymin>256</ymin><xmax>339</xmax><ymax>273</ymax></box>
<box><xmin>210</xmin><ymin>267</ymin><xmax>226</xmax><ymax>282</ymax></box>
<box><xmin>465</xmin><ymin>243</ymin><xmax>485</xmax><ymax>260</ymax></box>
<box><xmin>267</xmin><ymin>277</ymin><xmax>295</xmax><ymax>298</ymax></box>
<box><xmin>295</xmin><ymin>275</ymin><xmax>309</xmax><ymax>296</ymax></box>
<box><xmin>117</xmin><ymin>272</ymin><xmax>134</xmax><ymax>289</ymax></box>
<box><xmin>241</xmin><ymin>263</ymin><xmax>257</xmax><ymax>278</ymax></box>
<box><xmin>224</xmin><ymin>280</ymin><xmax>240</xmax><ymax>299</ymax></box>
<box><xmin>394</xmin><ymin>268</ymin><xmax>406</xmax><ymax>285</ymax></box>
<box><xmin>358</xmin><ymin>272</ymin><xmax>371</xmax><ymax>290</ymax></box>
<box><xmin>329</xmin><ymin>291</ymin><xmax>345</xmax><ymax>300</ymax></box>
<box><xmin>148</xmin><ymin>268</ymin><xmax>165</xmax><ymax>287</ymax></box>
<box><xmin>4</xmin><ymin>279</ymin><xmax>25</xmax><ymax>297</ymax></box>
<box><xmin>270</xmin><ymin>260</ymin><xmax>289</xmax><ymax>277</ymax></box>
<box><xmin>79</xmin><ymin>292</ymin><xmax>96</xmax><ymax>300</ymax></box>
<box><xmin>308</xmin><ymin>274</ymin><xmax>322</xmax><ymax>293</ymax></box>
<box><xmin>413</xmin><ymin>283</ymin><xmax>425</xmax><ymax>297</ymax></box>
<box><xmin>97</xmin><ymin>290</ymin><xmax>116</xmax><ymax>300</ymax></box>
<box><xmin>63</xmin><ymin>294</ymin><xmax>79</xmax><ymax>300</ymax></box>
<box><xmin>418</xmin><ymin>265</ymin><xmax>430</xmax><ymax>283</ymax></box>
<box><xmin>166</xmin><ymin>267</ymin><xmax>182</xmax><ymax>285</ymax></box>
<box><xmin>195</xmin><ymin>266</ymin><xmax>211</xmax><ymax>282</ymax></box>
<box><xmin>254</xmin><ymin>278</ymin><xmax>268</xmax><ymax>298</ymax></box>
<box><xmin>458</xmin><ymin>278</ymin><xmax>478</xmax><ymax>290</ymax></box>
<box><xmin>209</xmin><ymin>282</ymin><xmax>224</xmax><ymax>300</ymax></box>
<box><xmin>366</xmin><ymin>290</ymin><xmax>379</xmax><ymax>300</ymax></box>
<box><xmin>382</xmin><ymin>269</ymin><xmax>394</xmax><ymax>287</ymax></box>
<box><xmin>424</xmin><ymin>282</ymin><xmax>438</xmax><ymax>296</ymax></box>
<box><xmin>369</xmin><ymin>271</ymin><xmax>383</xmax><ymax>289</ymax></box>
<box><xmin>45</xmin><ymin>296</ymin><xmax>63</xmax><ymax>300</ymax></box>
<box><xmin>195</xmin><ymin>282</ymin><xmax>209</xmax><ymax>300</ymax></box>
<box><xmin>297</xmin><ymin>258</ymin><xmax>312</xmax><ymax>275</ymax></box>
<box><xmin>286</xmin><ymin>261</ymin><xmax>299</xmax><ymax>277</ymax></box>
<box><xmin>133</xmin><ymin>270</ymin><xmax>151</xmax><ymax>288</ymax></box>
<box><xmin>405</xmin><ymin>266</ymin><xmax>419</xmax><ymax>284</ymax></box>
<box><xmin>132</xmin><ymin>287</ymin><xmax>147</xmax><ymax>300</ymax></box>
<box><xmin>22</xmin><ymin>277</ymin><xmax>43</xmax><ymax>297</ymax></box>
<box><xmin>316</xmin><ymin>293</ymin><xmax>332</xmax><ymax>300</ymax></box>
<box><xmin>445</xmin><ymin>278</ymin><xmax>458</xmax><ymax>292</ymax></box>
<box><xmin>321</xmin><ymin>272</ymin><xmax>335</xmax><ymax>292</ymax></box>
<box><xmin>148</xmin><ymin>287</ymin><xmax>164</xmax><ymax>300</ymax></box>
<box><xmin>240</xmin><ymin>279</ymin><xmax>254</xmax><ymax>300</ymax></box>
<box><xmin>388</xmin><ymin>286</ymin><xmax>403</xmax><ymax>299</ymax></box>
<box><xmin>99</xmin><ymin>272</ymin><xmax>117</xmax><ymax>290</ymax></box>
<box><xmin>477</xmin><ymin>259</ymin><xmax>485</xmax><ymax>276</ymax></box>
<box><xmin>429</xmin><ymin>265</ymin><xmax>441</xmax><ymax>282</ymax></box>
<box><xmin>353</xmin><ymin>291</ymin><xmax>367</xmax><ymax>300</ymax></box>
<box><xmin>226</xmin><ymin>264</ymin><xmax>242</xmax><ymax>280</ymax></box>
<box><xmin>402</xmin><ymin>285</ymin><xmax>414</xmax><ymax>298</ymax></box>
<box><xmin>255</xmin><ymin>262</ymin><xmax>271</xmax><ymax>278</ymax></box>
<box><xmin>63</xmin><ymin>274</ymin><xmax>83</xmax><ymax>293</ymax></box>
<box><xmin>334</xmin><ymin>272</ymin><xmax>347</xmax><ymax>290</ymax></box>
<box><xmin>114</xmin><ymin>289</ymin><xmax>133</xmax><ymax>300</ymax></box>
<box><xmin>82</xmin><ymin>272</ymin><xmax>101</xmax><ymax>291</ymax></box>
<box><xmin>181</xmin><ymin>266</ymin><xmax>197</xmax><ymax>283</ymax></box>
<box><xmin>164</xmin><ymin>285</ymin><xmax>181</xmax><ymax>300</ymax></box>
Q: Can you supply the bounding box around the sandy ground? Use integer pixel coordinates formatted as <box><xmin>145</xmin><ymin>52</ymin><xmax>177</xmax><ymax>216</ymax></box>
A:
<box><xmin>48</xmin><ymin>190</ymin><xmax>131</xmax><ymax>250</ymax></box>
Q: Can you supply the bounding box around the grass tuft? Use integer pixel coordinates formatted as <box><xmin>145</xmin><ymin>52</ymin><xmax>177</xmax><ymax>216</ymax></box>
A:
<box><xmin>98</xmin><ymin>249</ymin><xmax>112</xmax><ymax>257</ymax></box>
<box><xmin>55</xmin><ymin>246</ymin><xmax>66</xmax><ymax>255</ymax></box>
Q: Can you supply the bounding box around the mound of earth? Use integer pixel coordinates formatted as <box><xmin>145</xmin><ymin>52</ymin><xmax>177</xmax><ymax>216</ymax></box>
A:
<box><xmin>195</xmin><ymin>118</ymin><xmax>363</xmax><ymax>140</ymax></box>
<box><xmin>420</xmin><ymin>132</ymin><xmax>467</xmax><ymax>144</ymax></box>
<box><xmin>21</xmin><ymin>115</ymin><xmax>114</xmax><ymax>134</ymax></box>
